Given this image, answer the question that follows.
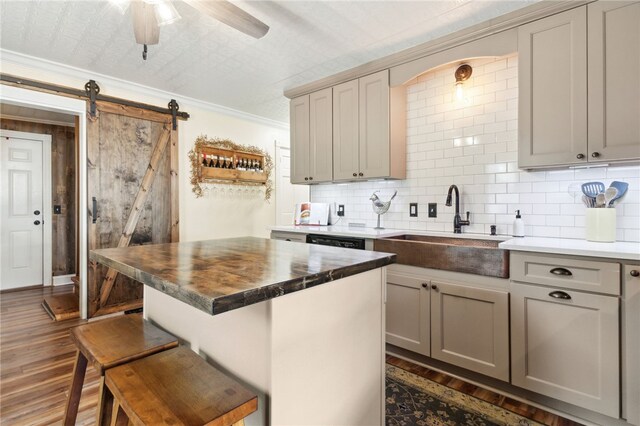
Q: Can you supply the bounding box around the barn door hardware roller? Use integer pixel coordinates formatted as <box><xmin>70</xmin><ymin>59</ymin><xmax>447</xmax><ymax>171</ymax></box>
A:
<box><xmin>168</xmin><ymin>99</ymin><xmax>179</xmax><ymax>130</ymax></box>
<box><xmin>85</xmin><ymin>80</ymin><xmax>100</xmax><ymax>119</ymax></box>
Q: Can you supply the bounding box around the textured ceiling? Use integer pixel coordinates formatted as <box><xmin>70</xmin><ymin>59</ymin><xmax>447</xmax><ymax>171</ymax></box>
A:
<box><xmin>0</xmin><ymin>0</ymin><xmax>536</xmax><ymax>123</ymax></box>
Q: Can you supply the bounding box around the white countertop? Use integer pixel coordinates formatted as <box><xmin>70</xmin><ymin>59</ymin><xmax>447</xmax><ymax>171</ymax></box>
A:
<box><xmin>270</xmin><ymin>225</ymin><xmax>508</xmax><ymax>241</ymax></box>
<box><xmin>271</xmin><ymin>226</ymin><xmax>640</xmax><ymax>261</ymax></box>
<box><xmin>498</xmin><ymin>237</ymin><xmax>640</xmax><ymax>261</ymax></box>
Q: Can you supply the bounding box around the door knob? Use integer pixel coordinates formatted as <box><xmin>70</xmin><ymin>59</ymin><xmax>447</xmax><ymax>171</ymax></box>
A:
<box><xmin>34</xmin><ymin>210</ymin><xmax>40</xmax><ymax>215</ymax></box>
<box><xmin>34</xmin><ymin>220</ymin><xmax>41</xmax><ymax>225</ymax></box>
<box><xmin>631</xmin><ymin>270</ymin><xmax>640</xmax><ymax>277</ymax></box>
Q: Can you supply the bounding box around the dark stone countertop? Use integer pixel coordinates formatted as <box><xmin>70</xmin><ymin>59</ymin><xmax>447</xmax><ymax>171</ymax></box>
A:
<box><xmin>90</xmin><ymin>237</ymin><xmax>396</xmax><ymax>316</ymax></box>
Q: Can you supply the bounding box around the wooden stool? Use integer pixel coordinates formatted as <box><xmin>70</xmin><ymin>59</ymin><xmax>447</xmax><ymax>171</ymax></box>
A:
<box><xmin>105</xmin><ymin>346</ymin><xmax>258</xmax><ymax>425</ymax></box>
<box><xmin>63</xmin><ymin>313</ymin><xmax>179</xmax><ymax>426</ymax></box>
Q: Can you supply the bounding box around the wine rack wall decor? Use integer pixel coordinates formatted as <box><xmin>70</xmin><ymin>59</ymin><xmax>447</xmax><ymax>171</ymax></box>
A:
<box><xmin>188</xmin><ymin>135</ymin><xmax>273</xmax><ymax>200</ymax></box>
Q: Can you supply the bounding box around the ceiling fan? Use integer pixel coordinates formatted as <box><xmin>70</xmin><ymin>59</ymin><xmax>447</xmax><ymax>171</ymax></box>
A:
<box><xmin>109</xmin><ymin>0</ymin><xmax>269</xmax><ymax>60</ymax></box>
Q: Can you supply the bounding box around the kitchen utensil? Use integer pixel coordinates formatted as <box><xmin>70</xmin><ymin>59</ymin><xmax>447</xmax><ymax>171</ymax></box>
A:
<box><xmin>608</xmin><ymin>181</ymin><xmax>629</xmax><ymax>206</ymax></box>
<box><xmin>604</xmin><ymin>187</ymin><xmax>618</xmax><ymax>208</ymax></box>
<box><xmin>581</xmin><ymin>181</ymin><xmax>605</xmax><ymax>198</ymax></box>
<box><xmin>582</xmin><ymin>194</ymin><xmax>594</xmax><ymax>208</ymax></box>
<box><xmin>596</xmin><ymin>192</ymin><xmax>606</xmax><ymax>208</ymax></box>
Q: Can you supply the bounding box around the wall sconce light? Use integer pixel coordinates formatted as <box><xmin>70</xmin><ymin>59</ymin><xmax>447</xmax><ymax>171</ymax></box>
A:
<box><xmin>454</xmin><ymin>64</ymin><xmax>472</xmax><ymax>101</ymax></box>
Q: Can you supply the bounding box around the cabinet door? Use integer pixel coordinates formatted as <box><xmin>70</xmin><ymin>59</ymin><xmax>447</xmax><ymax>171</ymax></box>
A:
<box><xmin>333</xmin><ymin>80</ymin><xmax>360</xmax><ymax>181</ymax></box>
<box><xmin>518</xmin><ymin>7</ymin><xmax>588</xmax><ymax>168</ymax></box>
<box><xmin>359</xmin><ymin>70</ymin><xmax>390</xmax><ymax>179</ymax></box>
<box><xmin>290</xmin><ymin>95</ymin><xmax>310</xmax><ymax>184</ymax></box>
<box><xmin>386</xmin><ymin>273</ymin><xmax>430</xmax><ymax>356</ymax></box>
<box><xmin>588</xmin><ymin>1</ymin><xmax>640</xmax><ymax>162</ymax></box>
<box><xmin>624</xmin><ymin>265</ymin><xmax>640</xmax><ymax>426</ymax></box>
<box><xmin>511</xmin><ymin>282</ymin><xmax>619</xmax><ymax>417</ymax></box>
<box><xmin>430</xmin><ymin>281</ymin><xmax>509</xmax><ymax>381</ymax></box>
<box><xmin>309</xmin><ymin>88</ymin><xmax>333</xmax><ymax>183</ymax></box>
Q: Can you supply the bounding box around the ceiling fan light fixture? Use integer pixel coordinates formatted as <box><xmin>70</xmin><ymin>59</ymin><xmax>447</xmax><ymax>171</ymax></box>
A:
<box><xmin>155</xmin><ymin>1</ymin><xmax>181</xmax><ymax>26</ymax></box>
<box><xmin>109</xmin><ymin>0</ymin><xmax>131</xmax><ymax>14</ymax></box>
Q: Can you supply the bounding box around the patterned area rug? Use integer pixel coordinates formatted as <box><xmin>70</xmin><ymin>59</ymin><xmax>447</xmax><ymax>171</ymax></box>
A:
<box><xmin>386</xmin><ymin>364</ymin><xmax>544</xmax><ymax>426</ymax></box>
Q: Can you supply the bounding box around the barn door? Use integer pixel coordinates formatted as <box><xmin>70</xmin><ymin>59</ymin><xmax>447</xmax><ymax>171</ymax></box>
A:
<box><xmin>87</xmin><ymin>102</ymin><xmax>179</xmax><ymax>318</ymax></box>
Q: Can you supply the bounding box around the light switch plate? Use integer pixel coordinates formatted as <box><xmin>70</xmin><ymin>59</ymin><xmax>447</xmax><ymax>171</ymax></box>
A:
<box><xmin>410</xmin><ymin>203</ymin><xmax>418</xmax><ymax>217</ymax></box>
<box><xmin>428</xmin><ymin>203</ymin><xmax>437</xmax><ymax>218</ymax></box>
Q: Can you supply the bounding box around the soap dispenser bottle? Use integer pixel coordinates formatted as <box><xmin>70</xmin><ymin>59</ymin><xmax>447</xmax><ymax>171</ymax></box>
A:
<box><xmin>513</xmin><ymin>210</ymin><xmax>525</xmax><ymax>237</ymax></box>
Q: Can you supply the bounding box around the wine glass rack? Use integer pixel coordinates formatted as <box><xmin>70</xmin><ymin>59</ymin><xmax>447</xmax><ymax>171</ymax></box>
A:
<box><xmin>198</xmin><ymin>146</ymin><xmax>267</xmax><ymax>184</ymax></box>
<box><xmin>188</xmin><ymin>136</ymin><xmax>273</xmax><ymax>200</ymax></box>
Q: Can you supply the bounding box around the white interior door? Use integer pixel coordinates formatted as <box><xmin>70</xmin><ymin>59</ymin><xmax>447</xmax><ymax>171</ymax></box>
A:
<box><xmin>275</xmin><ymin>146</ymin><xmax>309</xmax><ymax>226</ymax></box>
<box><xmin>1</xmin><ymin>131</ymin><xmax>50</xmax><ymax>290</ymax></box>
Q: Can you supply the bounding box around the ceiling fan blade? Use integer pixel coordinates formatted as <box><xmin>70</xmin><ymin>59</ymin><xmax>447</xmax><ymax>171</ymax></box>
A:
<box><xmin>183</xmin><ymin>0</ymin><xmax>269</xmax><ymax>39</ymax></box>
<box><xmin>131</xmin><ymin>1</ymin><xmax>160</xmax><ymax>45</ymax></box>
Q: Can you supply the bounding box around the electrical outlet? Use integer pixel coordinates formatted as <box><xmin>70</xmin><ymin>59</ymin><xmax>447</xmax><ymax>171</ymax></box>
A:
<box><xmin>337</xmin><ymin>205</ymin><xmax>345</xmax><ymax>217</ymax></box>
<box><xmin>428</xmin><ymin>203</ymin><xmax>437</xmax><ymax>218</ymax></box>
<box><xmin>409</xmin><ymin>203</ymin><xmax>418</xmax><ymax>217</ymax></box>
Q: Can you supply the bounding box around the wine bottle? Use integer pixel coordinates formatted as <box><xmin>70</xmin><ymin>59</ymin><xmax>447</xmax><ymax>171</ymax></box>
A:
<box><xmin>209</xmin><ymin>155</ymin><xmax>215</xmax><ymax>168</ymax></box>
<box><xmin>202</xmin><ymin>154</ymin><xmax>208</xmax><ymax>167</ymax></box>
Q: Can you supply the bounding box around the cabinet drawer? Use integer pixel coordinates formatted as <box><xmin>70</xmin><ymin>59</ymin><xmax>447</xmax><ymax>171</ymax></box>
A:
<box><xmin>511</xmin><ymin>252</ymin><xmax>620</xmax><ymax>295</ymax></box>
<box><xmin>270</xmin><ymin>232</ymin><xmax>307</xmax><ymax>244</ymax></box>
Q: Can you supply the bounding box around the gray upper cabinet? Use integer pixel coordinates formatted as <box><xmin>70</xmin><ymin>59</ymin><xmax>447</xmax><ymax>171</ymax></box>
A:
<box><xmin>518</xmin><ymin>2</ymin><xmax>640</xmax><ymax>169</ymax></box>
<box><xmin>333</xmin><ymin>70</ymin><xmax>406</xmax><ymax>181</ymax></box>
<box><xmin>292</xmin><ymin>69</ymin><xmax>406</xmax><ymax>184</ymax></box>
<box><xmin>588</xmin><ymin>1</ymin><xmax>640</xmax><ymax>163</ymax></box>
<box><xmin>290</xmin><ymin>95</ymin><xmax>310</xmax><ymax>184</ymax></box>
<box><xmin>290</xmin><ymin>88</ymin><xmax>333</xmax><ymax>184</ymax></box>
<box><xmin>333</xmin><ymin>79</ymin><xmax>360</xmax><ymax>180</ymax></box>
<box><xmin>518</xmin><ymin>7</ymin><xmax>588</xmax><ymax>168</ymax></box>
<box><xmin>359</xmin><ymin>70</ymin><xmax>392</xmax><ymax>179</ymax></box>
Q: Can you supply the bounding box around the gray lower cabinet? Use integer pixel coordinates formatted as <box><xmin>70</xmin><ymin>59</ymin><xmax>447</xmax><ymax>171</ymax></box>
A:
<box><xmin>511</xmin><ymin>282</ymin><xmax>619</xmax><ymax>417</ymax></box>
<box><xmin>430</xmin><ymin>281</ymin><xmax>510</xmax><ymax>382</ymax></box>
<box><xmin>624</xmin><ymin>264</ymin><xmax>640</xmax><ymax>426</ymax></box>
<box><xmin>386</xmin><ymin>273</ymin><xmax>430</xmax><ymax>356</ymax></box>
<box><xmin>386</xmin><ymin>273</ymin><xmax>509</xmax><ymax>381</ymax></box>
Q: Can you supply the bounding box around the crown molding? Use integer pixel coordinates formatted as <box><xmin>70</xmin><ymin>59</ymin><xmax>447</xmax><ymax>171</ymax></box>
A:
<box><xmin>283</xmin><ymin>0</ymin><xmax>591</xmax><ymax>98</ymax></box>
<box><xmin>0</xmin><ymin>49</ymin><xmax>289</xmax><ymax>130</ymax></box>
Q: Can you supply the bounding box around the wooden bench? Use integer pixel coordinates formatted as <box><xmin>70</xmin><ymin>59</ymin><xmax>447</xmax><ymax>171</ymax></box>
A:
<box><xmin>105</xmin><ymin>346</ymin><xmax>258</xmax><ymax>425</ymax></box>
<box><xmin>63</xmin><ymin>313</ymin><xmax>179</xmax><ymax>425</ymax></box>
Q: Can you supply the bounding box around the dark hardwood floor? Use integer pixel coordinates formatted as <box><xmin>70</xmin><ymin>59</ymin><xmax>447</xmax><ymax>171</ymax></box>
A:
<box><xmin>1</xmin><ymin>285</ymin><xmax>582</xmax><ymax>426</ymax></box>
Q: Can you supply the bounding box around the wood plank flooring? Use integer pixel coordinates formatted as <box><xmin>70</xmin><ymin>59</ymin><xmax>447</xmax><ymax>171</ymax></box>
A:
<box><xmin>2</xmin><ymin>285</ymin><xmax>582</xmax><ymax>426</ymax></box>
<box><xmin>1</xmin><ymin>285</ymin><xmax>97</xmax><ymax>425</ymax></box>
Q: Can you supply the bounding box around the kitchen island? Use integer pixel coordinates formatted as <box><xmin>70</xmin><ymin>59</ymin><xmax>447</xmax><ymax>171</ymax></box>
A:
<box><xmin>90</xmin><ymin>237</ymin><xmax>395</xmax><ymax>426</ymax></box>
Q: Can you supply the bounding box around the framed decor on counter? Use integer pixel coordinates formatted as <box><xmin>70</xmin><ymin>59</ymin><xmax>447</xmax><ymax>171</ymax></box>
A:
<box><xmin>188</xmin><ymin>135</ymin><xmax>273</xmax><ymax>200</ymax></box>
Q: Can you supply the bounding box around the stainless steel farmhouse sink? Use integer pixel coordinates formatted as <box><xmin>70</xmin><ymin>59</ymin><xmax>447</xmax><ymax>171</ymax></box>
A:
<box><xmin>373</xmin><ymin>235</ymin><xmax>509</xmax><ymax>278</ymax></box>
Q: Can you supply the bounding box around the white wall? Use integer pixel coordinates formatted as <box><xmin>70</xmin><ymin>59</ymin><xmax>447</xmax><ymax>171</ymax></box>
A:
<box><xmin>311</xmin><ymin>54</ymin><xmax>640</xmax><ymax>241</ymax></box>
<box><xmin>0</xmin><ymin>50</ymin><xmax>289</xmax><ymax>241</ymax></box>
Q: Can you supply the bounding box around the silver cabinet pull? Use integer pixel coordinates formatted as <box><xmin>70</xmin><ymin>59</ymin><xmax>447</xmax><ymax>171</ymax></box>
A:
<box><xmin>550</xmin><ymin>267</ymin><xmax>572</xmax><ymax>276</ymax></box>
<box><xmin>549</xmin><ymin>291</ymin><xmax>572</xmax><ymax>300</ymax></box>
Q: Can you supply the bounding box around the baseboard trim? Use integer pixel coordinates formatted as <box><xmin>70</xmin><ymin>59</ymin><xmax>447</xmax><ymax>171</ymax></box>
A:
<box><xmin>52</xmin><ymin>274</ymin><xmax>74</xmax><ymax>286</ymax></box>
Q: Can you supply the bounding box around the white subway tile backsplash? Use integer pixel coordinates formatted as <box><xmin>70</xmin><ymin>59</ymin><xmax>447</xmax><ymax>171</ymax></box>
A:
<box><xmin>310</xmin><ymin>54</ymin><xmax>640</xmax><ymax>241</ymax></box>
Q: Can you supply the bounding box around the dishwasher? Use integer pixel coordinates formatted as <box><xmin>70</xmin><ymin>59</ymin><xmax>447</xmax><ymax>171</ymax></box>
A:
<box><xmin>306</xmin><ymin>234</ymin><xmax>366</xmax><ymax>250</ymax></box>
